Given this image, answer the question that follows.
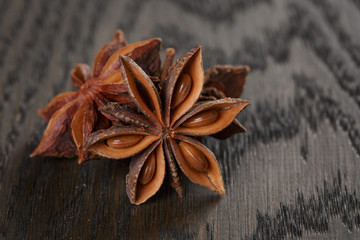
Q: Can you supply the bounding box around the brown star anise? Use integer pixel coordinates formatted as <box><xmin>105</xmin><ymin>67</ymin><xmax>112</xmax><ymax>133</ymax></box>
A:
<box><xmin>30</xmin><ymin>30</ymin><xmax>162</xmax><ymax>163</ymax></box>
<box><xmin>84</xmin><ymin>47</ymin><xmax>250</xmax><ymax>204</ymax></box>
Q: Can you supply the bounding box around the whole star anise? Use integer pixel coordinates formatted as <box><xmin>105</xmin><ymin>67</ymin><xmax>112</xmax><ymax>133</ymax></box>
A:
<box><xmin>84</xmin><ymin>47</ymin><xmax>250</xmax><ymax>204</ymax></box>
<box><xmin>30</xmin><ymin>30</ymin><xmax>162</xmax><ymax>163</ymax></box>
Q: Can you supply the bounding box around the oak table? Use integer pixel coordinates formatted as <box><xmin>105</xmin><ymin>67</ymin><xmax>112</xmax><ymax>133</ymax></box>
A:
<box><xmin>1</xmin><ymin>0</ymin><xmax>360</xmax><ymax>239</ymax></box>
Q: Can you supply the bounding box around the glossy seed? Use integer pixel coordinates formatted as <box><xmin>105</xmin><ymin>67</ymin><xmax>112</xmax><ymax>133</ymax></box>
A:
<box><xmin>178</xmin><ymin>141</ymin><xmax>208</xmax><ymax>172</ymax></box>
<box><xmin>182</xmin><ymin>109</ymin><xmax>219</xmax><ymax>128</ymax></box>
<box><xmin>139</xmin><ymin>152</ymin><xmax>156</xmax><ymax>185</ymax></box>
<box><xmin>171</xmin><ymin>73</ymin><xmax>192</xmax><ymax>109</ymax></box>
<box><xmin>106</xmin><ymin>135</ymin><xmax>143</xmax><ymax>149</ymax></box>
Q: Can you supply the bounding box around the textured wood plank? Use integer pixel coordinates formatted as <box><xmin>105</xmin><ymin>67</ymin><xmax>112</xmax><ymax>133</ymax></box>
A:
<box><xmin>1</xmin><ymin>0</ymin><xmax>360</xmax><ymax>239</ymax></box>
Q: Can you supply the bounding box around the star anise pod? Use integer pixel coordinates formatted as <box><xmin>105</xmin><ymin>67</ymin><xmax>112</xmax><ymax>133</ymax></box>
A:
<box><xmin>201</xmin><ymin>65</ymin><xmax>250</xmax><ymax>139</ymax></box>
<box><xmin>85</xmin><ymin>47</ymin><xmax>250</xmax><ymax>204</ymax></box>
<box><xmin>30</xmin><ymin>30</ymin><xmax>162</xmax><ymax>163</ymax></box>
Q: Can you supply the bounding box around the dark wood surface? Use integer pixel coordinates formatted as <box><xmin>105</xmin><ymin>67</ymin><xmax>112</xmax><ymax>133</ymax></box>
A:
<box><xmin>1</xmin><ymin>0</ymin><xmax>360</xmax><ymax>239</ymax></box>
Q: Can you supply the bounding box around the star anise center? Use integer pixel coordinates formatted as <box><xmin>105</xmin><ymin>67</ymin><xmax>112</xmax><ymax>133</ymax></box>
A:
<box><xmin>161</xmin><ymin>127</ymin><xmax>174</xmax><ymax>139</ymax></box>
<box><xmin>79</xmin><ymin>78</ymin><xmax>99</xmax><ymax>95</ymax></box>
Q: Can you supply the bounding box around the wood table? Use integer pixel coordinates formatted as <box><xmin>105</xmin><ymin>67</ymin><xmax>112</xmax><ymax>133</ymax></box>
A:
<box><xmin>1</xmin><ymin>0</ymin><xmax>360</xmax><ymax>239</ymax></box>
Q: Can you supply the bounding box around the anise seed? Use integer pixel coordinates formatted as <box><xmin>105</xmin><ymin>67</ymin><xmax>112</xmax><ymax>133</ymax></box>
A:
<box><xmin>139</xmin><ymin>151</ymin><xmax>156</xmax><ymax>185</ymax></box>
<box><xmin>182</xmin><ymin>109</ymin><xmax>219</xmax><ymax>128</ymax></box>
<box><xmin>171</xmin><ymin>73</ymin><xmax>192</xmax><ymax>109</ymax></box>
<box><xmin>178</xmin><ymin>141</ymin><xmax>208</xmax><ymax>172</ymax></box>
<box><xmin>106</xmin><ymin>135</ymin><xmax>143</xmax><ymax>149</ymax></box>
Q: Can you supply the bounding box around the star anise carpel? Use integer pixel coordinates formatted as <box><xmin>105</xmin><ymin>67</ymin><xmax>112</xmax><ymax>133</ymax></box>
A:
<box><xmin>30</xmin><ymin>30</ymin><xmax>162</xmax><ymax>163</ymax></box>
<box><xmin>201</xmin><ymin>65</ymin><xmax>250</xmax><ymax>139</ymax></box>
<box><xmin>85</xmin><ymin>47</ymin><xmax>250</xmax><ymax>204</ymax></box>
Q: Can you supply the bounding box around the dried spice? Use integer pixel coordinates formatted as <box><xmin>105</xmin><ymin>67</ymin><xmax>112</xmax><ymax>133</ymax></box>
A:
<box><xmin>85</xmin><ymin>47</ymin><xmax>250</xmax><ymax>204</ymax></box>
<box><xmin>31</xmin><ymin>30</ymin><xmax>252</xmax><ymax>205</ymax></box>
<box><xmin>31</xmin><ymin>30</ymin><xmax>162</xmax><ymax>163</ymax></box>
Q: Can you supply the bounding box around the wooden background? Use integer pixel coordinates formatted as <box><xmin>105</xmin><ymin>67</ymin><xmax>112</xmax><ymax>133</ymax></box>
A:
<box><xmin>1</xmin><ymin>0</ymin><xmax>360</xmax><ymax>239</ymax></box>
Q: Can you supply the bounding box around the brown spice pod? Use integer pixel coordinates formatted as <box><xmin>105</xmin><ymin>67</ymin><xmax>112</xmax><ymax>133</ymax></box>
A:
<box><xmin>163</xmin><ymin>46</ymin><xmax>204</xmax><ymax>127</ymax></box>
<box><xmin>31</xmin><ymin>100</ymin><xmax>81</xmax><ymax>158</ymax></box>
<box><xmin>85</xmin><ymin>126</ymin><xmax>159</xmax><ymax>159</ymax></box>
<box><xmin>169</xmin><ymin>135</ymin><xmax>225</xmax><ymax>194</ymax></box>
<box><xmin>100</xmin><ymin>38</ymin><xmax>162</xmax><ymax>79</ymax></box>
<box><xmin>119</xmin><ymin>55</ymin><xmax>163</xmax><ymax>126</ymax></box>
<box><xmin>174</xmin><ymin>98</ymin><xmax>250</xmax><ymax>136</ymax></box>
<box><xmin>36</xmin><ymin>91</ymin><xmax>78</xmax><ymax>121</ymax></box>
<box><xmin>71</xmin><ymin>101</ymin><xmax>96</xmax><ymax>163</ymax></box>
<box><xmin>71</xmin><ymin>63</ymin><xmax>92</xmax><ymax>88</ymax></box>
<box><xmin>99</xmin><ymin>102</ymin><xmax>154</xmax><ymax>129</ymax></box>
<box><xmin>93</xmin><ymin>30</ymin><xmax>127</xmax><ymax>77</ymax></box>
<box><xmin>163</xmin><ymin>138</ymin><xmax>183</xmax><ymax>197</ymax></box>
<box><xmin>204</xmin><ymin>65</ymin><xmax>250</xmax><ymax>98</ymax></box>
<box><xmin>126</xmin><ymin>140</ymin><xmax>165</xmax><ymax>205</ymax></box>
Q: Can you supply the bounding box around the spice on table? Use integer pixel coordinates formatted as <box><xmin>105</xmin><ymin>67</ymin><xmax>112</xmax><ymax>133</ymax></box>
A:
<box><xmin>31</xmin><ymin>30</ymin><xmax>251</xmax><ymax>205</ymax></box>
<box><xmin>84</xmin><ymin>47</ymin><xmax>250</xmax><ymax>204</ymax></box>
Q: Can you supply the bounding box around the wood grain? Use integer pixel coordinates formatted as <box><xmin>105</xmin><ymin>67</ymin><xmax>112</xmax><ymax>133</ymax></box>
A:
<box><xmin>1</xmin><ymin>0</ymin><xmax>360</xmax><ymax>239</ymax></box>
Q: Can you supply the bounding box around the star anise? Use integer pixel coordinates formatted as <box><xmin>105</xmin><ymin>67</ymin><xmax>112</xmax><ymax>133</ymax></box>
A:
<box><xmin>84</xmin><ymin>47</ymin><xmax>250</xmax><ymax>204</ymax></box>
<box><xmin>30</xmin><ymin>30</ymin><xmax>162</xmax><ymax>163</ymax></box>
